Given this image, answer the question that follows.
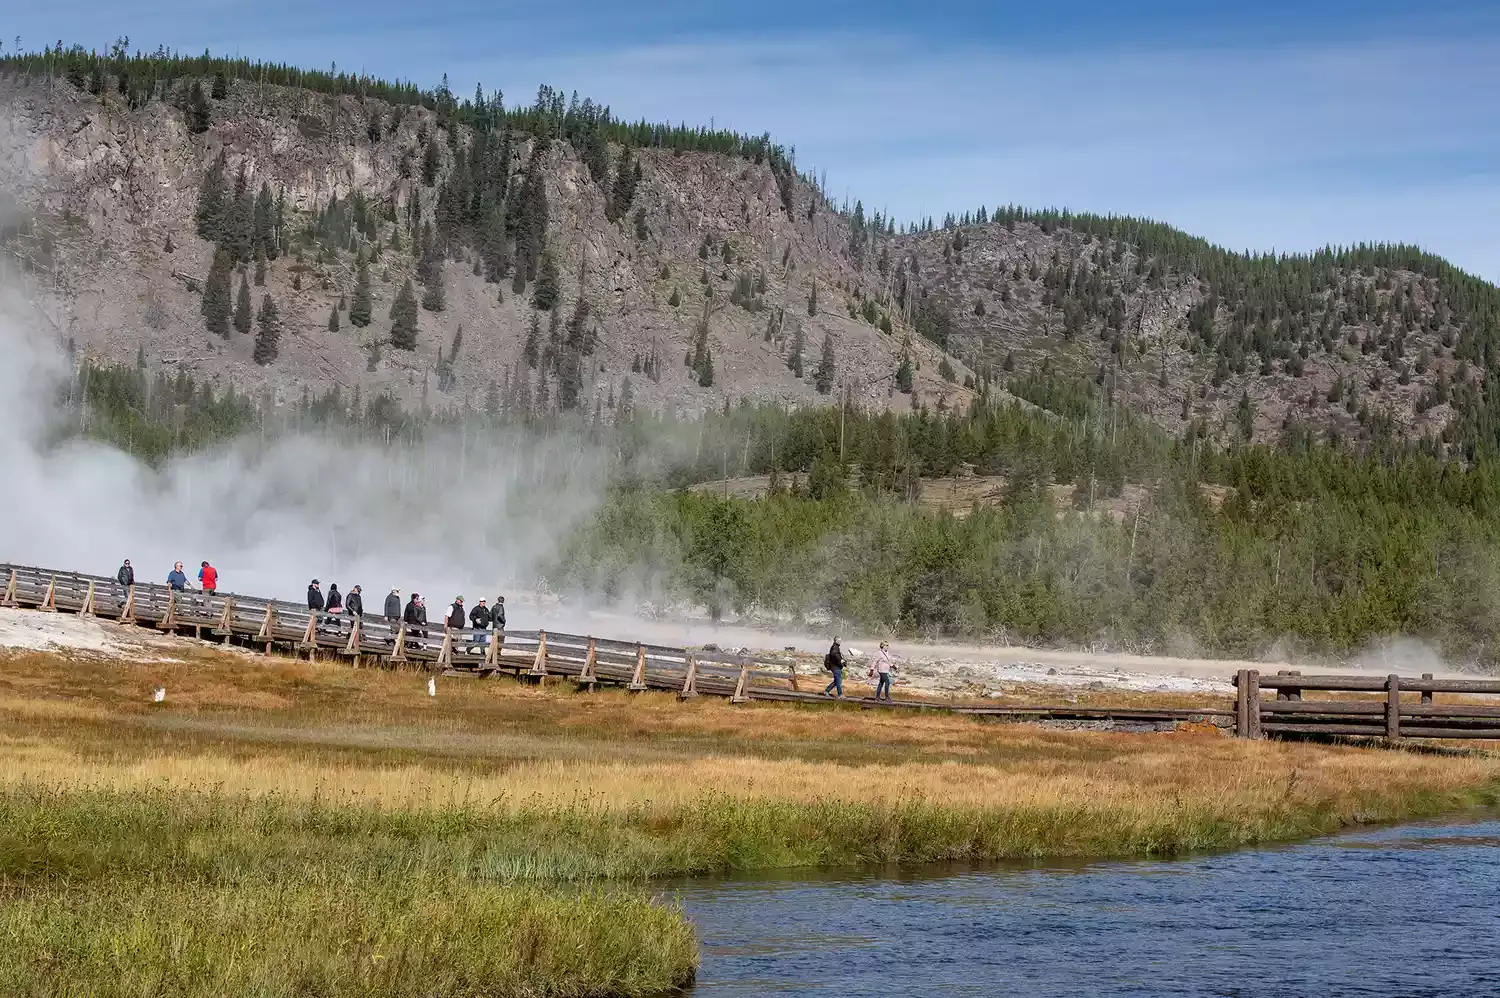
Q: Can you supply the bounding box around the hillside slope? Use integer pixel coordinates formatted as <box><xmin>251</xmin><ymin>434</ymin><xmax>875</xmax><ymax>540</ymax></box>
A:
<box><xmin>4</xmin><ymin>51</ymin><xmax>1499</xmax><ymax>451</ymax></box>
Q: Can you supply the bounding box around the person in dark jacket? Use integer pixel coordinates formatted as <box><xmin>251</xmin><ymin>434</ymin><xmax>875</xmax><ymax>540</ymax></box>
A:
<box><xmin>493</xmin><ymin>595</ymin><xmax>506</xmax><ymax>631</ymax></box>
<box><xmin>469</xmin><ymin>599</ymin><xmax>492</xmax><ymax>651</ymax></box>
<box><xmin>384</xmin><ymin>589</ymin><xmax>401</xmax><ymax>621</ymax></box>
<box><xmin>116</xmin><ymin>559</ymin><xmax>134</xmax><ymax>607</ymax></box>
<box><xmin>167</xmin><ymin>562</ymin><xmax>188</xmax><ymax>591</ymax></box>
<box><xmin>446</xmin><ymin>597</ymin><xmax>466</xmax><ymax>630</ymax></box>
<box><xmin>822</xmin><ymin>638</ymin><xmax>845</xmax><ymax>699</ymax></box>
<box><xmin>326</xmin><ymin>584</ymin><xmax>343</xmax><ymax>613</ymax></box>
<box><xmin>307</xmin><ymin>580</ymin><xmax>324</xmax><ymax>611</ymax></box>
<box><xmin>403</xmin><ymin>594</ymin><xmax>428</xmax><ymax>642</ymax></box>
<box><xmin>345</xmin><ymin>586</ymin><xmax>363</xmax><ymax>618</ymax></box>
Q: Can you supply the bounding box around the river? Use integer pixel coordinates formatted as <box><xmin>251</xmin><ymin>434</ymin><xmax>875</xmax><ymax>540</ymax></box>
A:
<box><xmin>672</xmin><ymin>816</ymin><xmax>1500</xmax><ymax>996</ymax></box>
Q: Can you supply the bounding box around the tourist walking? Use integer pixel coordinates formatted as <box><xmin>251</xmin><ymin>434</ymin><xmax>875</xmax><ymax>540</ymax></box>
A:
<box><xmin>197</xmin><ymin>561</ymin><xmax>218</xmax><ymax>595</ymax></box>
<box><xmin>446</xmin><ymin>597</ymin><xmax>466</xmax><ymax>630</ymax></box>
<box><xmin>326</xmin><ymin>584</ymin><xmax>343</xmax><ymax>613</ymax></box>
<box><xmin>469</xmin><ymin>598</ymin><xmax>492</xmax><ymax>650</ymax></box>
<box><xmin>822</xmin><ymin>638</ymin><xmax>845</xmax><ymax>699</ymax></box>
<box><xmin>493</xmin><ymin>595</ymin><xmax>506</xmax><ymax>632</ymax></box>
<box><xmin>345</xmin><ymin>585</ymin><xmax>364</xmax><ymax>618</ymax></box>
<box><xmin>167</xmin><ymin>562</ymin><xmax>188</xmax><ymax>591</ymax></box>
<box><xmin>307</xmin><ymin>579</ymin><xmax>324</xmax><ymax>611</ymax></box>
<box><xmin>870</xmin><ymin>641</ymin><xmax>896</xmax><ymax>701</ymax></box>
<box><xmin>116</xmin><ymin>559</ymin><xmax>134</xmax><ymax>606</ymax></box>
<box><xmin>384</xmin><ymin>588</ymin><xmax>401</xmax><ymax>622</ymax></box>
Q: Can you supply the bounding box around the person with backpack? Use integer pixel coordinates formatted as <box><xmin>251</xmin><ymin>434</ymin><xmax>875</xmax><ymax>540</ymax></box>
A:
<box><xmin>822</xmin><ymin>638</ymin><xmax>845</xmax><ymax>699</ymax></box>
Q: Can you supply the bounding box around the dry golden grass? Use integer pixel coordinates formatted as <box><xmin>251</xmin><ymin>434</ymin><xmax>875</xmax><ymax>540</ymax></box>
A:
<box><xmin>2</xmin><ymin>643</ymin><xmax>1498</xmax><ymax>864</ymax></box>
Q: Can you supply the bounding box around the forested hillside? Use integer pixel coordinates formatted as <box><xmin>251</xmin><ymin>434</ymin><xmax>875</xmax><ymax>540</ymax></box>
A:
<box><xmin>5</xmin><ymin>42</ymin><xmax>1500</xmax><ymax>452</ymax></box>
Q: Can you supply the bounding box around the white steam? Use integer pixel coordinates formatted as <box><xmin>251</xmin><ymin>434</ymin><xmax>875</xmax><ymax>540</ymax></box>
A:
<box><xmin>0</xmin><ymin>291</ymin><xmax>610</xmax><ymax>615</ymax></box>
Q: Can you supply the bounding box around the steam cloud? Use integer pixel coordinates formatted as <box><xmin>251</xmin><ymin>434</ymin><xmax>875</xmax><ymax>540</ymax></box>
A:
<box><xmin>0</xmin><ymin>288</ymin><xmax>611</xmax><ymax>620</ymax></box>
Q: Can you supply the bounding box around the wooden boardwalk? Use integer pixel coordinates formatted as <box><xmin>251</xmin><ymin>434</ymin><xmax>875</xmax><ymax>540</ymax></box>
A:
<box><xmin>1234</xmin><ymin>669</ymin><xmax>1500</xmax><ymax>742</ymax></box>
<box><xmin>2</xmin><ymin>563</ymin><xmax>1235</xmax><ymax>727</ymax></box>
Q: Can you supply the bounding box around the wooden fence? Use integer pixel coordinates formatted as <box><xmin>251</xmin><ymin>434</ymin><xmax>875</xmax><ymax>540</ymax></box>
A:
<box><xmin>1234</xmin><ymin>669</ymin><xmax>1500</xmax><ymax>741</ymax></box>
<box><xmin>2</xmin><ymin>562</ymin><xmax>1232</xmax><ymax>727</ymax></box>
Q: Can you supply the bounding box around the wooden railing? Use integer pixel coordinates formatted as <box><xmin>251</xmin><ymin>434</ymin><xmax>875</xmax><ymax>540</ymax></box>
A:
<box><xmin>1</xmin><ymin>562</ymin><xmax>1238</xmax><ymax>727</ymax></box>
<box><xmin>1234</xmin><ymin>669</ymin><xmax>1500</xmax><ymax>741</ymax></box>
<box><xmin>0</xmin><ymin>563</ymin><xmax>810</xmax><ymax>702</ymax></box>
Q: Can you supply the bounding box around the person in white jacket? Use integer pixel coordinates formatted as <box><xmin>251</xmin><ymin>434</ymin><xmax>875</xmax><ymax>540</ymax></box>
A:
<box><xmin>870</xmin><ymin>641</ymin><xmax>897</xmax><ymax>701</ymax></box>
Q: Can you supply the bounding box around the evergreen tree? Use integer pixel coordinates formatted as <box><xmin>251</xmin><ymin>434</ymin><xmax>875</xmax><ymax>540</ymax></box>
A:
<box><xmin>349</xmin><ymin>260</ymin><xmax>372</xmax><ymax>326</ymax></box>
<box><xmin>422</xmin><ymin>136</ymin><xmax>442</xmax><ymax>186</ymax></box>
<box><xmin>533</xmin><ymin>250</ymin><xmax>560</xmax><ymax>310</ymax></box>
<box><xmin>788</xmin><ymin>324</ymin><xmax>805</xmax><ymax>377</ymax></box>
<box><xmin>422</xmin><ymin>273</ymin><xmax>447</xmax><ymax>311</ymax></box>
<box><xmin>389</xmin><ymin>278</ymin><xmax>419</xmax><ymax>350</ymax></box>
<box><xmin>186</xmin><ymin>80</ymin><xmax>211</xmax><ymax>134</ymax></box>
<box><xmin>233</xmin><ymin>272</ymin><xmax>252</xmax><ymax>335</ymax></box>
<box><xmin>669</xmin><ymin>287</ymin><xmax>682</xmax><ymax>308</ymax></box>
<box><xmin>895</xmin><ymin>355</ymin><xmax>914</xmax><ymax>393</ymax></box>
<box><xmin>202</xmin><ymin>247</ymin><xmax>233</xmax><ymax>337</ymax></box>
<box><xmin>608</xmin><ymin>145</ymin><xmax>638</xmax><ymax>220</ymax></box>
<box><xmin>523</xmin><ymin>309</ymin><xmax>541</xmax><ymax>368</ymax></box>
<box><xmin>210</xmin><ymin>69</ymin><xmax>227</xmax><ymax>100</ymax></box>
<box><xmin>195</xmin><ymin>153</ymin><xmax>227</xmax><ymax>241</ymax></box>
<box><xmin>696</xmin><ymin>343</ymin><xmax>715</xmax><ymax>387</ymax></box>
<box><xmin>813</xmin><ymin>334</ymin><xmax>836</xmax><ymax>394</ymax></box>
<box><xmin>807</xmin><ymin>280</ymin><xmax>818</xmax><ymax>317</ymax></box>
<box><xmin>328</xmin><ymin>303</ymin><xmax>340</xmax><ymax>332</ymax></box>
<box><xmin>253</xmin><ymin>247</ymin><xmax>266</xmax><ymax>286</ymax></box>
<box><xmin>252</xmin><ymin>182</ymin><xmax>275</xmax><ymax>259</ymax></box>
<box><xmin>226</xmin><ymin>160</ymin><xmax>252</xmax><ymax>262</ymax></box>
<box><xmin>253</xmin><ymin>294</ymin><xmax>280</xmax><ymax>365</ymax></box>
<box><xmin>557</xmin><ymin>350</ymin><xmax>584</xmax><ymax>410</ymax></box>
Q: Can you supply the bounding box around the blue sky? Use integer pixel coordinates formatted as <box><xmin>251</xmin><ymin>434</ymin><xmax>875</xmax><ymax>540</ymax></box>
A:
<box><xmin>10</xmin><ymin>1</ymin><xmax>1500</xmax><ymax>279</ymax></box>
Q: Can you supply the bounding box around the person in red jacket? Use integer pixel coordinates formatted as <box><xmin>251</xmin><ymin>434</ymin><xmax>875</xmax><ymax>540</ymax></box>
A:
<box><xmin>198</xmin><ymin>561</ymin><xmax>219</xmax><ymax>595</ymax></box>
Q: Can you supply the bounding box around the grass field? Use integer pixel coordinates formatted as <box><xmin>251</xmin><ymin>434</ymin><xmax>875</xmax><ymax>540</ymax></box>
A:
<box><xmin>3</xmin><ymin>641</ymin><xmax>1500</xmax><ymax>995</ymax></box>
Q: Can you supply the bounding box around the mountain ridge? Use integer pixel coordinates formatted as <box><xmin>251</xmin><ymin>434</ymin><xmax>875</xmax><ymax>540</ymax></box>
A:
<box><xmin>4</xmin><ymin>43</ymin><xmax>1499</xmax><ymax>455</ymax></box>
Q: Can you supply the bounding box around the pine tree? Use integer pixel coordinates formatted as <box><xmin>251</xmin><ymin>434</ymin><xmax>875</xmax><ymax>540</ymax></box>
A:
<box><xmin>233</xmin><ymin>272</ymin><xmax>253</xmax><ymax>334</ymax></box>
<box><xmin>813</xmin><ymin>334</ymin><xmax>836</xmax><ymax>394</ymax></box>
<box><xmin>696</xmin><ymin>343</ymin><xmax>715</xmax><ymax>387</ymax></box>
<box><xmin>202</xmin><ymin>247</ymin><xmax>233</xmax><ymax>337</ymax></box>
<box><xmin>523</xmin><ymin>309</ymin><xmax>540</xmax><ymax>368</ymax></box>
<box><xmin>252</xmin><ymin>182</ymin><xmax>275</xmax><ymax>259</ymax></box>
<box><xmin>807</xmin><ymin>280</ymin><xmax>818</xmax><ymax>317</ymax></box>
<box><xmin>186</xmin><ymin>80</ymin><xmax>211</xmax><ymax>134</ymax></box>
<box><xmin>608</xmin><ymin>145</ymin><xmax>638</xmax><ymax>220</ymax></box>
<box><xmin>349</xmin><ymin>261</ymin><xmax>372</xmax><ymax>326</ymax></box>
<box><xmin>227</xmin><ymin>160</ymin><xmax>252</xmax><ymax>262</ymax></box>
<box><xmin>669</xmin><ymin>287</ymin><xmax>681</xmax><ymax>308</ymax></box>
<box><xmin>389</xmin><ymin>278</ymin><xmax>419</xmax><ymax>350</ymax></box>
<box><xmin>163</xmin><ymin>233</ymin><xmax>175</xmax><ymax>254</ymax></box>
<box><xmin>253</xmin><ymin>294</ymin><xmax>280</xmax><ymax>365</ymax></box>
<box><xmin>788</xmin><ymin>324</ymin><xmax>805</xmax><ymax>377</ymax></box>
<box><xmin>253</xmin><ymin>246</ymin><xmax>266</xmax><ymax>286</ymax></box>
<box><xmin>895</xmin><ymin>355</ymin><xmax>914</xmax><ymax>393</ymax></box>
<box><xmin>533</xmin><ymin>250</ymin><xmax>560</xmax><ymax>311</ymax></box>
<box><xmin>195</xmin><ymin>153</ymin><xmax>227</xmax><ymax>241</ymax></box>
<box><xmin>211</xmin><ymin>70</ymin><xmax>228</xmax><ymax>100</ymax></box>
<box><xmin>556</xmin><ymin>350</ymin><xmax>583</xmax><ymax>410</ymax></box>
<box><xmin>422</xmin><ymin>136</ymin><xmax>442</xmax><ymax>186</ymax></box>
<box><xmin>328</xmin><ymin>304</ymin><xmax>340</xmax><ymax>332</ymax></box>
<box><xmin>422</xmin><ymin>275</ymin><xmax>447</xmax><ymax>312</ymax></box>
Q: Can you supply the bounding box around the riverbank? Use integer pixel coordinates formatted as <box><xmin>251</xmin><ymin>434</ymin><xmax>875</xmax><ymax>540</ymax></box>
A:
<box><xmin>3</xmin><ymin>642</ymin><xmax>1500</xmax><ymax>994</ymax></box>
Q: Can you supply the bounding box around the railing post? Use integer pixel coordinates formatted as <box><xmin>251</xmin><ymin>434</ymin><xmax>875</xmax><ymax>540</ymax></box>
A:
<box><xmin>80</xmin><ymin>580</ymin><xmax>96</xmax><ymax>617</ymax></box>
<box><xmin>679</xmin><ymin>654</ymin><xmax>700</xmax><ymax>699</ymax></box>
<box><xmin>389</xmin><ymin>625</ymin><xmax>408</xmax><ymax>664</ymax></box>
<box><xmin>1421</xmin><ymin>672</ymin><xmax>1433</xmax><ymax>706</ymax></box>
<box><xmin>0</xmin><ymin>569</ymin><xmax>16</xmax><ymax>607</ymax></box>
<box><xmin>121</xmin><ymin>584</ymin><xmax>136</xmax><ymax>622</ymax></box>
<box><xmin>1387</xmin><ymin>674</ymin><xmax>1401</xmax><ymax>742</ymax></box>
<box><xmin>1235</xmin><ymin>670</ymin><xmax>1248</xmax><ymax>737</ymax></box>
<box><xmin>576</xmin><ymin>637</ymin><xmax>598</xmax><ymax>685</ymax></box>
<box><xmin>39</xmin><ymin>576</ymin><xmax>57</xmax><ymax>612</ymax></box>
<box><xmin>731</xmin><ymin>663</ymin><xmax>751</xmax><ymax>704</ymax></box>
<box><xmin>528</xmin><ymin>630</ymin><xmax>549</xmax><ymax>680</ymax></box>
<box><xmin>628</xmin><ymin>644</ymin><xmax>647</xmax><ymax>691</ymax></box>
<box><xmin>437</xmin><ymin>628</ymin><xmax>454</xmax><ymax>669</ymax></box>
<box><xmin>1246</xmin><ymin>670</ymin><xmax>1262</xmax><ymax>739</ymax></box>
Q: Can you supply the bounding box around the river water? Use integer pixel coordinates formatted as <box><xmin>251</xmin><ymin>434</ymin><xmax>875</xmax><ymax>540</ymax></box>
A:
<box><xmin>672</xmin><ymin>817</ymin><xmax>1500</xmax><ymax>997</ymax></box>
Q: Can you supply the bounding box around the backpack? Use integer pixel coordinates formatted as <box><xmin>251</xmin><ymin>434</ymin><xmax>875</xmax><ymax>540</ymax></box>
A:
<box><xmin>824</xmin><ymin>651</ymin><xmax>837</xmax><ymax>672</ymax></box>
